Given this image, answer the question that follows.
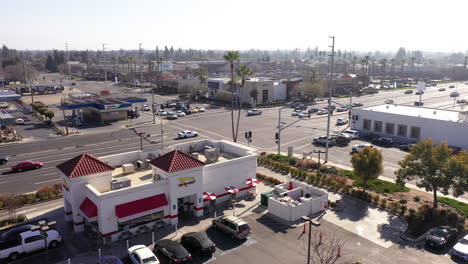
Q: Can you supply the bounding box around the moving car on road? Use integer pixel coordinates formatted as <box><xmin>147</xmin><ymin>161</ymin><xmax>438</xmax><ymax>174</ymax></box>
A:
<box><xmin>181</xmin><ymin>232</ymin><xmax>216</xmax><ymax>257</ymax></box>
<box><xmin>399</xmin><ymin>144</ymin><xmax>414</xmax><ymax>152</ymax></box>
<box><xmin>351</xmin><ymin>102</ymin><xmax>363</xmax><ymax>107</ymax></box>
<box><xmin>178</xmin><ymin>131</ymin><xmax>198</xmax><ymax>139</ymax></box>
<box><xmin>308</xmin><ymin>108</ymin><xmax>319</xmax><ymax>114</ymax></box>
<box><xmin>11</xmin><ymin>160</ymin><xmax>43</xmax><ymax>172</ymax></box>
<box><xmin>247</xmin><ymin>109</ymin><xmax>262</xmax><ymax>116</ymax></box>
<box><xmin>166</xmin><ymin>112</ymin><xmax>178</xmax><ymax>120</ymax></box>
<box><xmin>155</xmin><ymin>239</ymin><xmax>191</xmax><ymax>264</ymax></box>
<box><xmin>384</xmin><ymin>99</ymin><xmax>394</xmax><ymax>104</ymax></box>
<box><xmin>336</xmin><ymin>106</ymin><xmax>348</xmax><ymax>112</ymax></box>
<box><xmin>451</xmin><ymin>234</ymin><xmax>468</xmax><ymax>260</ymax></box>
<box><xmin>0</xmin><ymin>230</ymin><xmax>61</xmax><ymax>261</ymax></box>
<box><xmin>212</xmin><ymin>216</ymin><xmax>251</xmax><ymax>240</ymax></box>
<box><xmin>449</xmin><ymin>85</ymin><xmax>456</xmax><ymax>88</ymax></box>
<box><xmin>336</xmin><ymin>118</ymin><xmax>348</xmax><ymax>125</ymax></box>
<box><xmin>351</xmin><ymin>143</ymin><xmax>373</xmax><ymax>153</ymax></box>
<box><xmin>450</xmin><ymin>92</ymin><xmax>460</xmax><ymax>97</ymax></box>
<box><xmin>342</xmin><ymin>129</ymin><xmax>359</xmax><ymax>139</ymax></box>
<box><xmin>438</xmin><ymin>88</ymin><xmax>446</xmax><ymax>91</ymax></box>
<box><xmin>414</xmin><ymin>101</ymin><xmax>424</xmax><ymax>106</ymax></box>
<box><xmin>0</xmin><ymin>156</ymin><xmax>8</xmax><ymax>165</ymax></box>
<box><xmin>404</xmin><ymin>89</ymin><xmax>413</xmax><ymax>94</ymax></box>
<box><xmin>128</xmin><ymin>245</ymin><xmax>159</xmax><ymax>264</ymax></box>
<box><xmin>14</xmin><ymin>118</ymin><xmax>25</xmax><ymax>125</ymax></box>
<box><xmin>313</xmin><ymin>136</ymin><xmax>333</xmax><ymax>146</ymax></box>
<box><xmin>456</xmin><ymin>99</ymin><xmax>467</xmax><ymax>104</ymax></box>
<box><xmin>371</xmin><ymin>137</ymin><xmax>394</xmax><ymax>147</ymax></box>
<box><xmin>317</xmin><ymin>109</ymin><xmax>328</xmax><ymax>115</ymax></box>
<box><xmin>425</xmin><ymin>226</ymin><xmax>458</xmax><ymax>249</ymax></box>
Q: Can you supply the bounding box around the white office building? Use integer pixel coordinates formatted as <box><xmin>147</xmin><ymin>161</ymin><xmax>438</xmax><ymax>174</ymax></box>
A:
<box><xmin>351</xmin><ymin>104</ymin><xmax>468</xmax><ymax>149</ymax></box>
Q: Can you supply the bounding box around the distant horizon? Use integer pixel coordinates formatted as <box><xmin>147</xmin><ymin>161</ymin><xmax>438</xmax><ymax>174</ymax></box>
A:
<box><xmin>3</xmin><ymin>0</ymin><xmax>468</xmax><ymax>54</ymax></box>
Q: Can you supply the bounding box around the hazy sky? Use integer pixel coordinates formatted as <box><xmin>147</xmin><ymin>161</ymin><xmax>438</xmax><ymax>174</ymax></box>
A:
<box><xmin>2</xmin><ymin>0</ymin><xmax>468</xmax><ymax>53</ymax></box>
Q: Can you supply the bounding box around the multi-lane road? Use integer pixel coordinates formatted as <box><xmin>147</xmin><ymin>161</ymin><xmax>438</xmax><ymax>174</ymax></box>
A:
<box><xmin>1</xmin><ymin>81</ymin><xmax>467</xmax><ymax>195</ymax></box>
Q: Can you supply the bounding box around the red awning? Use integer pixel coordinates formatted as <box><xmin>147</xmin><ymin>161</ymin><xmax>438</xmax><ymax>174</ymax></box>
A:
<box><xmin>80</xmin><ymin>197</ymin><xmax>97</xmax><ymax>221</ymax></box>
<box><xmin>115</xmin><ymin>194</ymin><xmax>168</xmax><ymax>222</ymax></box>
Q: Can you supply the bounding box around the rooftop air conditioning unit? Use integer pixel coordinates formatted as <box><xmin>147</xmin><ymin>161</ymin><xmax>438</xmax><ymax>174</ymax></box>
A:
<box><xmin>136</xmin><ymin>160</ymin><xmax>148</xmax><ymax>169</ymax></box>
<box><xmin>205</xmin><ymin>148</ymin><xmax>220</xmax><ymax>163</ymax></box>
<box><xmin>189</xmin><ymin>144</ymin><xmax>198</xmax><ymax>153</ymax></box>
<box><xmin>122</xmin><ymin>163</ymin><xmax>135</xmax><ymax>174</ymax></box>
<box><xmin>111</xmin><ymin>177</ymin><xmax>131</xmax><ymax>190</ymax></box>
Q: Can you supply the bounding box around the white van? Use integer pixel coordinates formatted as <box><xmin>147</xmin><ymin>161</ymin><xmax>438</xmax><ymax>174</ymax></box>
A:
<box><xmin>342</xmin><ymin>129</ymin><xmax>359</xmax><ymax>139</ymax></box>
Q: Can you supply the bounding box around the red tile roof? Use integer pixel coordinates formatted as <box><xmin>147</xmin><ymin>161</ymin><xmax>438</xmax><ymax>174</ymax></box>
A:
<box><xmin>149</xmin><ymin>150</ymin><xmax>205</xmax><ymax>173</ymax></box>
<box><xmin>56</xmin><ymin>153</ymin><xmax>114</xmax><ymax>178</ymax></box>
<box><xmin>115</xmin><ymin>193</ymin><xmax>168</xmax><ymax>218</ymax></box>
<box><xmin>79</xmin><ymin>197</ymin><xmax>97</xmax><ymax>218</ymax></box>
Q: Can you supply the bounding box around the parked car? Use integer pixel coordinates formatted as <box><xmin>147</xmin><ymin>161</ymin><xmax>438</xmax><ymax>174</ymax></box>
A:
<box><xmin>156</xmin><ymin>110</ymin><xmax>167</xmax><ymax>116</ymax></box>
<box><xmin>143</xmin><ymin>105</ymin><xmax>151</xmax><ymax>111</ymax></box>
<box><xmin>438</xmin><ymin>88</ymin><xmax>446</xmax><ymax>91</ymax></box>
<box><xmin>247</xmin><ymin>109</ymin><xmax>262</xmax><ymax>116</ymax></box>
<box><xmin>212</xmin><ymin>216</ymin><xmax>251</xmax><ymax>240</ymax></box>
<box><xmin>0</xmin><ymin>156</ymin><xmax>8</xmax><ymax>165</ymax></box>
<box><xmin>384</xmin><ymin>99</ymin><xmax>394</xmax><ymax>104</ymax></box>
<box><xmin>335</xmin><ymin>134</ymin><xmax>351</xmax><ymax>145</ymax></box>
<box><xmin>313</xmin><ymin>136</ymin><xmax>333</xmax><ymax>146</ymax></box>
<box><xmin>178</xmin><ymin>131</ymin><xmax>198</xmax><ymax>139</ymax></box>
<box><xmin>399</xmin><ymin>144</ymin><xmax>414</xmax><ymax>152</ymax></box>
<box><xmin>291</xmin><ymin>109</ymin><xmax>302</xmax><ymax>116</ymax></box>
<box><xmin>414</xmin><ymin>101</ymin><xmax>424</xmax><ymax>106</ymax></box>
<box><xmin>450</xmin><ymin>92</ymin><xmax>460</xmax><ymax>97</ymax></box>
<box><xmin>351</xmin><ymin>143</ymin><xmax>373</xmax><ymax>153</ymax></box>
<box><xmin>324</xmin><ymin>104</ymin><xmax>336</xmax><ymax>110</ymax></box>
<box><xmin>155</xmin><ymin>239</ymin><xmax>191</xmax><ymax>264</ymax></box>
<box><xmin>298</xmin><ymin>112</ymin><xmax>310</xmax><ymax>118</ymax></box>
<box><xmin>308</xmin><ymin>108</ymin><xmax>319</xmax><ymax>114</ymax></box>
<box><xmin>180</xmin><ymin>108</ymin><xmax>192</xmax><ymax>115</ymax></box>
<box><xmin>128</xmin><ymin>245</ymin><xmax>159</xmax><ymax>264</ymax></box>
<box><xmin>451</xmin><ymin>234</ymin><xmax>468</xmax><ymax>260</ymax></box>
<box><xmin>15</xmin><ymin>118</ymin><xmax>25</xmax><ymax>125</ymax></box>
<box><xmin>97</xmin><ymin>256</ymin><xmax>124</xmax><ymax>264</ymax></box>
<box><xmin>371</xmin><ymin>137</ymin><xmax>394</xmax><ymax>147</ymax></box>
<box><xmin>128</xmin><ymin>110</ymin><xmax>140</xmax><ymax>119</ymax></box>
<box><xmin>342</xmin><ymin>129</ymin><xmax>359</xmax><ymax>139</ymax></box>
<box><xmin>415</xmin><ymin>90</ymin><xmax>424</xmax><ymax>95</ymax></box>
<box><xmin>336</xmin><ymin>106</ymin><xmax>348</xmax><ymax>112</ymax></box>
<box><xmin>336</xmin><ymin>118</ymin><xmax>348</xmax><ymax>125</ymax></box>
<box><xmin>166</xmin><ymin>112</ymin><xmax>178</xmax><ymax>120</ymax></box>
<box><xmin>11</xmin><ymin>160</ymin><xmax>43</xmax><ymax>172</ymax></box>
<box><xmin>0</xmin><ymin>230</ymin><xmax>61</xmax><ymax>261</ymax></box>
<box><xmin>294</xmin><ymin>104</ymin><xmax>307</xmax><ymax>111</ymax></box>
<box><xmin>181</xmin><ymin>232</ymin><xmax>216</xmax><ymax>257</ymax></box>
<box><xmin>351</xmin><ymin>103</ymin><xmax>363</xmax><ymax>107</ymax></box>
<box><xmin>176</xmin><ymin>111</ymin><xmax>186</xmax><ymax>117</ymax></box>
<box><xmin>449</xmin><ymin>85</ymin><xmax>456</xmax><ymax>88</ymax></box>
<box><xmin>317</xmin><ymin>109</ymin><xmax>328</xmax><ymax>115</ymax></box>
<box><xmin>425</xmin><ymin>226</ymin><xmax>458</xmax><ymax>249</ymax></box>
<box><xmin>404</xmin><ymin>89</ymin><xmax>414</xmax><ymax>94</ymax></box>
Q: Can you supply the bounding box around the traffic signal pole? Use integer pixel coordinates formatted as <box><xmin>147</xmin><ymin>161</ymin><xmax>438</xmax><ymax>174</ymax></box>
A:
<box><xmin>277</xmin><ymin>107</ymin><xmax>281</xmax><ymax>154</ymax></box>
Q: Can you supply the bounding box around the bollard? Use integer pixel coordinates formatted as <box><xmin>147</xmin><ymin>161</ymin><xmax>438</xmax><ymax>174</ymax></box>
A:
<box><xmin>175</xmin><ymin>223</ymin><xmax>178</xmax><ymax>235</ymax></box>
<box><xmin>126</xmin><ymin>240</ymin><xmax>129</xmax><ymax>250</ymax></box>
<box><xmin>98</xmin><ymin>248</ymin><xmax>101</xmax><ymax>259</ymax></box>
<box><xmin>214</xmin><ymin>211</ymin><xmax>217</xmax><ymax>218</ymax></box>
<box><xmin>302</xmin><ymin>223</ymin><xmax>306</xmax><ymax>234</ymax></box>
<box><xmin>319</xmin><ymin>232</ymin><xmax>322</xmax><ymax>245</ymax></box>
<box><xmin>67</xmin><ymin>259</ymin><xmax>71</xmax><ymax>264</ymax></box>
<box><xmin>152</xmin><ymin>232</ymin><xmax>155</xmax><ymax>244</ymax></box>
<box><xmin>337</xmin><ymin>246</ymin><xmax>341</xmax><ymax>258</ymax></box>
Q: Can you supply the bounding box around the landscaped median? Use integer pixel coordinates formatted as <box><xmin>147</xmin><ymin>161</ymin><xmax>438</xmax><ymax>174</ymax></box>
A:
<box><xmin>0</xmin><ymin>184</ymin><xmax>62</xmax><ymax>228</ymax></box>
<box><xmin>257</xmin><ymin>153</ymin><xmax>467</xmax><ymax>238</ymax></box>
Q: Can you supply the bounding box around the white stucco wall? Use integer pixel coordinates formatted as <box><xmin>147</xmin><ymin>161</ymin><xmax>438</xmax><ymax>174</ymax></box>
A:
<box><xmin>352</xmin><ymin>108</ymin><xmax>468</xmax><ymax>148</ymax></box>
<box><xmin>273</xmin><ymin>82</ymin><xmax>287</xmax><ymax>101</ymax></box>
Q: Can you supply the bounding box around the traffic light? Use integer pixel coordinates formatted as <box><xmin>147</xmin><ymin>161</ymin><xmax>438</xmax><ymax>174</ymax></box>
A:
<box><xmin>275</xmin><ymin>132</ymin><xmax>279</xmax><ymax>143</ymax></box>
<box><xmin>248</xmin><ymin>131</ymin><xmax>252</xmax><ymax>138</ymax></box>
<box><xmin>245</xmin><ymin>132</ymin><xmax>248</xmax><ymax>139</ymax></box>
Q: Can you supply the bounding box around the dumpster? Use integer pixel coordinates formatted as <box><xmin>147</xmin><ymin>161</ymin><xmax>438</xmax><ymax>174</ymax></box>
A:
<box><xmin>261</xmin><ymin>191</ymin><xmax>274</xmax><ymax>207</ymax></box>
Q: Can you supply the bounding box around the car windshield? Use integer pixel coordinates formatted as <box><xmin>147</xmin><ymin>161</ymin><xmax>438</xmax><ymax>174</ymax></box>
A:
<box><xmin>460</xmin><ymin>238</ymin><xmax>468</xmax><ymax>245</ymax></box>
<box><xmin>430</xmin><ymin>229</ymin><xmax>449</xmax><ymax>237</ymax></box>
<box><xmin>238</xmin><ymin>224</ymin><xmax>249</xmax><ymax>231</ymax></box>
<box><xmin>142</xmin><ymin>256</ymin><xmax>158</xmax><ymax>264</ymax></box>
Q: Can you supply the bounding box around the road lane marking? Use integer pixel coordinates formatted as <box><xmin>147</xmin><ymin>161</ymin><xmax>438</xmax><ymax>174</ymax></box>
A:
<box><xmin>0</xmin><ymin>181</ymin><xmax>8</xmax><ymax>184</ymax></box>
<box><xmin>34</xmin><ymin>179</ymin><xmax>60</xmax><ymax>184</ymax></box>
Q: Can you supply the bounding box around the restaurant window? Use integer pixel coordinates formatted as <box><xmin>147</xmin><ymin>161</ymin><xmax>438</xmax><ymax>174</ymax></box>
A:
<box><xmin>363</xmin><ymin>119</ymin><xmax>372</xmax><ymax>130</ymax></box>
<box><xmin>385</xmin><ymin>123</ymin><xmax>394</xmax><ymax>135</ymax></box>
<box><xmin>373</xmin><ymin>121</ymin><xmax>383</xmax><ymax>133</ymax></box>
<box><xmin>410</xmin><ymin>126</ymin><xmax>421</xmax><ymax>139</ymax></box>
<box><xmin>397</xmin><ymin>124</ymin><xmax>407</xmax><ymax>137</ymax></box>
<box><xmin>118</xmin><ymin>211</ymin><xmax>165</xmax><ymax>231</ymax></box>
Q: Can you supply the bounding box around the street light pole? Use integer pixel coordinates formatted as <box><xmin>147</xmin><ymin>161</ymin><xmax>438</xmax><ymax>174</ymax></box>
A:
<box><xmin>102</xmin><ymin>44</ymin><xmax>108</xmax><ymax>90</ymax></box>
<box><xmin>277</xmin><ymin>107</ymin><xmax>281</xmax><ymax>155</ymax></box>
<box><xmin>301</xmin><ymin>216</ymin><xmax>312</xmax><ymax>264</ymax></box>
<box><xmin>152</xmin><ymin>88</ymin><xmax>156</xmax><ymax>124</ymax></box>
<box><xmin>31</xmin><ymin>220</ymin><xmax>56</xmax><ymax>263</ymax></box>
<box><xmin>325</xmin><ymin>36</ymin><xmax>335</xmax><ymax>163</ymax></box>
<box><xmin>65</xmin><ymin>43</ymin><xmax>72</xmax><ymax>84</ymax></box>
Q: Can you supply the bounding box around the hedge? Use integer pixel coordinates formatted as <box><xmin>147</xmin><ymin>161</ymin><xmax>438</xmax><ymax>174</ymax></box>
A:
<box><xmin>0</xmin><ymin>184</ymin><xmax>62</xmax><ymax>210</ymax></box>
<box><xmin>439</xmin><ymin>197</ymin><xmax>468</xmax><ymax>218</ymax></box>
<box><xmin>0</xmin><ymin>214</ymin><xmax>27</xmax><ymax>228</ymax></box>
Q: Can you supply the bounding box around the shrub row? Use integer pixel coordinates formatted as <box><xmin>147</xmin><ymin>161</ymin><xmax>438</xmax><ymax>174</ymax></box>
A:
<box><xmin>0</xmin><ymin>184</ymin><xmax>62</xmax><ymax>210</ymax></box>
<box><xmin>438</xmin><ymin>197</ymin><xmax>468</xmax><ymax>218</ymax></box>
<box><xmin>256</xmin><ymin>173</ymin><xmax>283</xmax><ymax>185</ymax></box>
<box><xmin>0</xmin><ymin>214</ymin><xmax>27</xmax><ymax>228</ymax></box>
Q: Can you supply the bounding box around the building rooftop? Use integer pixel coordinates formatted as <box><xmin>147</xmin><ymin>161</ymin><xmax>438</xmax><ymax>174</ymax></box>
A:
<box><xmin>150</xmin><ymin>150</ymin><xmax>206</xmax><ymax>173</ymax></box>
<box><xmin>361</xmin><ymin>104</ymin><xmax>466</xmax><ymax>122</ymax></box>
<box><xmin>57</xmin><ymin>153</ymin><xmax>114</xmax><ymax>178</ymax></box>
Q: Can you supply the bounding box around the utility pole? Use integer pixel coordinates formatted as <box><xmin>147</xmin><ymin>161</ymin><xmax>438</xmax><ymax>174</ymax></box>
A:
<box><xmin>139</xmin><ymin>43</ymin><xmax>144</xmax><ymax>110</ymax></box>
<box><xmin>277</xmin><ymin>108</ymin><xmax>281</xmax><ymax>155</ymax></box>
<box><xmin>152</xmin><ymin>89</ymin><xmax>156</xmax><ymax>124</ymax></box>
<box><xmin>102</xmin><ymin>44</ymin><xmax>108</xmax><ymax>90</ymax></box>
<box><xmin>65</xmin><ymin>43</ymin><xmax>72</xmax><ymax>83</ymax></box>
<box><xmin>22</xmin><ymin>61</ymin><xmax>34</xmax><ymax>103</ymax></box>
<box><xmin>160</xmin><ymin>116</ymin><xmax>164</xmax><ymax>152</ymax></box>
<box><xmin>325</xmin><ymin>36</ymin><xmax>335</xmax><ymax>163</ymax></box>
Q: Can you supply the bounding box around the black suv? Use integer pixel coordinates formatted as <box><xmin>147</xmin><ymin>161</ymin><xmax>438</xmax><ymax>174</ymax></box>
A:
<box><xmin>371</xmin><ymin>137</ymin><xmax>393</xmax><ymax>147</ymax></box>
<box><xmin>425</xmin><ymin>226</ymin><xmax>458</xmax><ymax>248</ymax></box>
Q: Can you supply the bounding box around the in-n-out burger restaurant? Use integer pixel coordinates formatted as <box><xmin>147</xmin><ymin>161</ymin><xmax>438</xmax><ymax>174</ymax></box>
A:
<box><xmin>57</xmin><ymin>139</ymin><xmax>257</xmax><ymax>243</ymax></box>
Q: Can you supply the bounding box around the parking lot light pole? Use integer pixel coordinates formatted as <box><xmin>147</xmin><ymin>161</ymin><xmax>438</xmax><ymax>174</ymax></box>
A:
<box><xmin>102</xmin><ymin>44</ymin><xmax>108</xmax><ymax>90</ymax></box>
<box><xmin>151</xmin><ymin>89</ymin><xmax>156</xmax><ymax>124</ymax></box>
<box><xmin>301</xmin><ymin>216</ymin><xmax>312</xmax><ymax>264</ymax></box>
<box><xmin>31</xmin><ymin>220</ymin><xmax>56</xmax><ymax>262</ymax></box>
<box><xmin>139</xmin><ymin>43</ymin><xmax>144</xmax><ymax>110</ymax></box>
<box><xmin>325</xmin><ymin>36</ymin><xmax>335</xmax><ymax>163</ymax></box>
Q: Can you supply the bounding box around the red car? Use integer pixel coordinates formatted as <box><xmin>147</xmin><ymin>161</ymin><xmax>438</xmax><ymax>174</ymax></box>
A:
<box><xmin>11</xmin><ymin>160</ymin><xmax>43</xmax><ymax>172</ymax></box>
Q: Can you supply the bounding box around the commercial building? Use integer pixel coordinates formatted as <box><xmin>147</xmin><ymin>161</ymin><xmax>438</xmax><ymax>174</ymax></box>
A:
<box><xmin>241</xmin><ymin>77</ymin><xmax>287</xmax><ymax>105</ymax></box>
<box><xmin>351</xmin><ymin>104</ymin><xmax>468</xmax><ymax>149</ymax></box>
<box><xmin>58</xmin><ymin>139</ymin><xmax>257</xmax><ymax>242</ymax></box>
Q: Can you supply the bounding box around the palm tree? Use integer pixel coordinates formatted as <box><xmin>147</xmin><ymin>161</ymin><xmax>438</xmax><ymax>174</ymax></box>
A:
<box><xmin>195</xmin><ymin>66</ymin><xmax>208</xmax><ymax>84</ymax></box>
<box><xmin>223</xmin><ymin>51</ymin><xmax>240</xmax><ymax>142</ymax></box>
<box><xmin>146</xmin><ymin>59</ymin><xmax>154</xmax><ymax>72</ymax></box>
<box><xmin>234</xmin><ymin>64</ymin><xmax>253</xmax><ymax>142</ymax></box>
<box><xmin>390</xmin><ymin>58</ymin><xmax>396</xmax><ymax>80</ymax></box>
<box><xmin>380</xmin><ymin>58</ymin><xmax>387</xmax><ymax>76</ymax></box>
<box><xmin>400</xmin><ymin>59</ymin><xmax>406</xmax><ymax>77</ymax></box>
<box><xmin>352</xmin><ymin>56</ymin><xmax>357</xmax><ymax>73</ymax></box>
<box><xmin>410</xmin><ymin>57</ymin><xmax>416</xmax><ymax>79</ymax></box>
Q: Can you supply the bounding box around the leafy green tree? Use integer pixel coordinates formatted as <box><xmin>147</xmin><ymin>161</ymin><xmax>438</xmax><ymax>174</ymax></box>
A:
<box><xmin>395</xmin><ymin>139</ymin><xmax>454</xmax><ymax>208</ymax></box>
<box><xmin>44</xmin><ymin>110</ymin><xmax>55</xmax><ymax>121</ymax></box>
<box><xmin>195</xmin><ymin>66</ymin><xmax>208</xmax><ymax>84</ymax></box>
<box><xmin>234</xmin><ymin>64</ymin><xmax>253</xmax><ymax>141</ymax></box>
<box><xmin>45</xmin><ymin>55</ymin><xmax>57</xmax><ymax>72</ymax></box>
<box><xmin>350</xmin><ymin>146</ymin><xmax>383</xmax><ymax>193</ymax></box>
<box><xmin>446</xmin><ymin>151</ymin><xmax>468</xmax><ymax>197</ymax></box>
<box><xmin>223</xmin><ymin>51</ymin><xmax>240</xmax><ymax>142</ymax></box>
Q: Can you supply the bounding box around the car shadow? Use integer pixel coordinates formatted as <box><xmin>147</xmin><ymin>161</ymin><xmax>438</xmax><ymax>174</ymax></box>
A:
<box><xmin>205</xmin><ymin>226</ymin><xmax>246</xmax><ymax>251</ymax></box>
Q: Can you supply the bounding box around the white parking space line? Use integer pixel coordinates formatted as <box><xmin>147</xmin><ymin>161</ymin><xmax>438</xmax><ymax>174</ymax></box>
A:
<box><xmin>34</xmin><ymin>179</ymin><xmax>59</xmax><ymax>185</ymax></box>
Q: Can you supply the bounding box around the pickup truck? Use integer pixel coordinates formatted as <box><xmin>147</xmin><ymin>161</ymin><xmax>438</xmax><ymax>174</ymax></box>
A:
<box><xmin>0</xmin><ymin>230</ymin><xmax>61</xmax><ymax>261</ymax></box>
